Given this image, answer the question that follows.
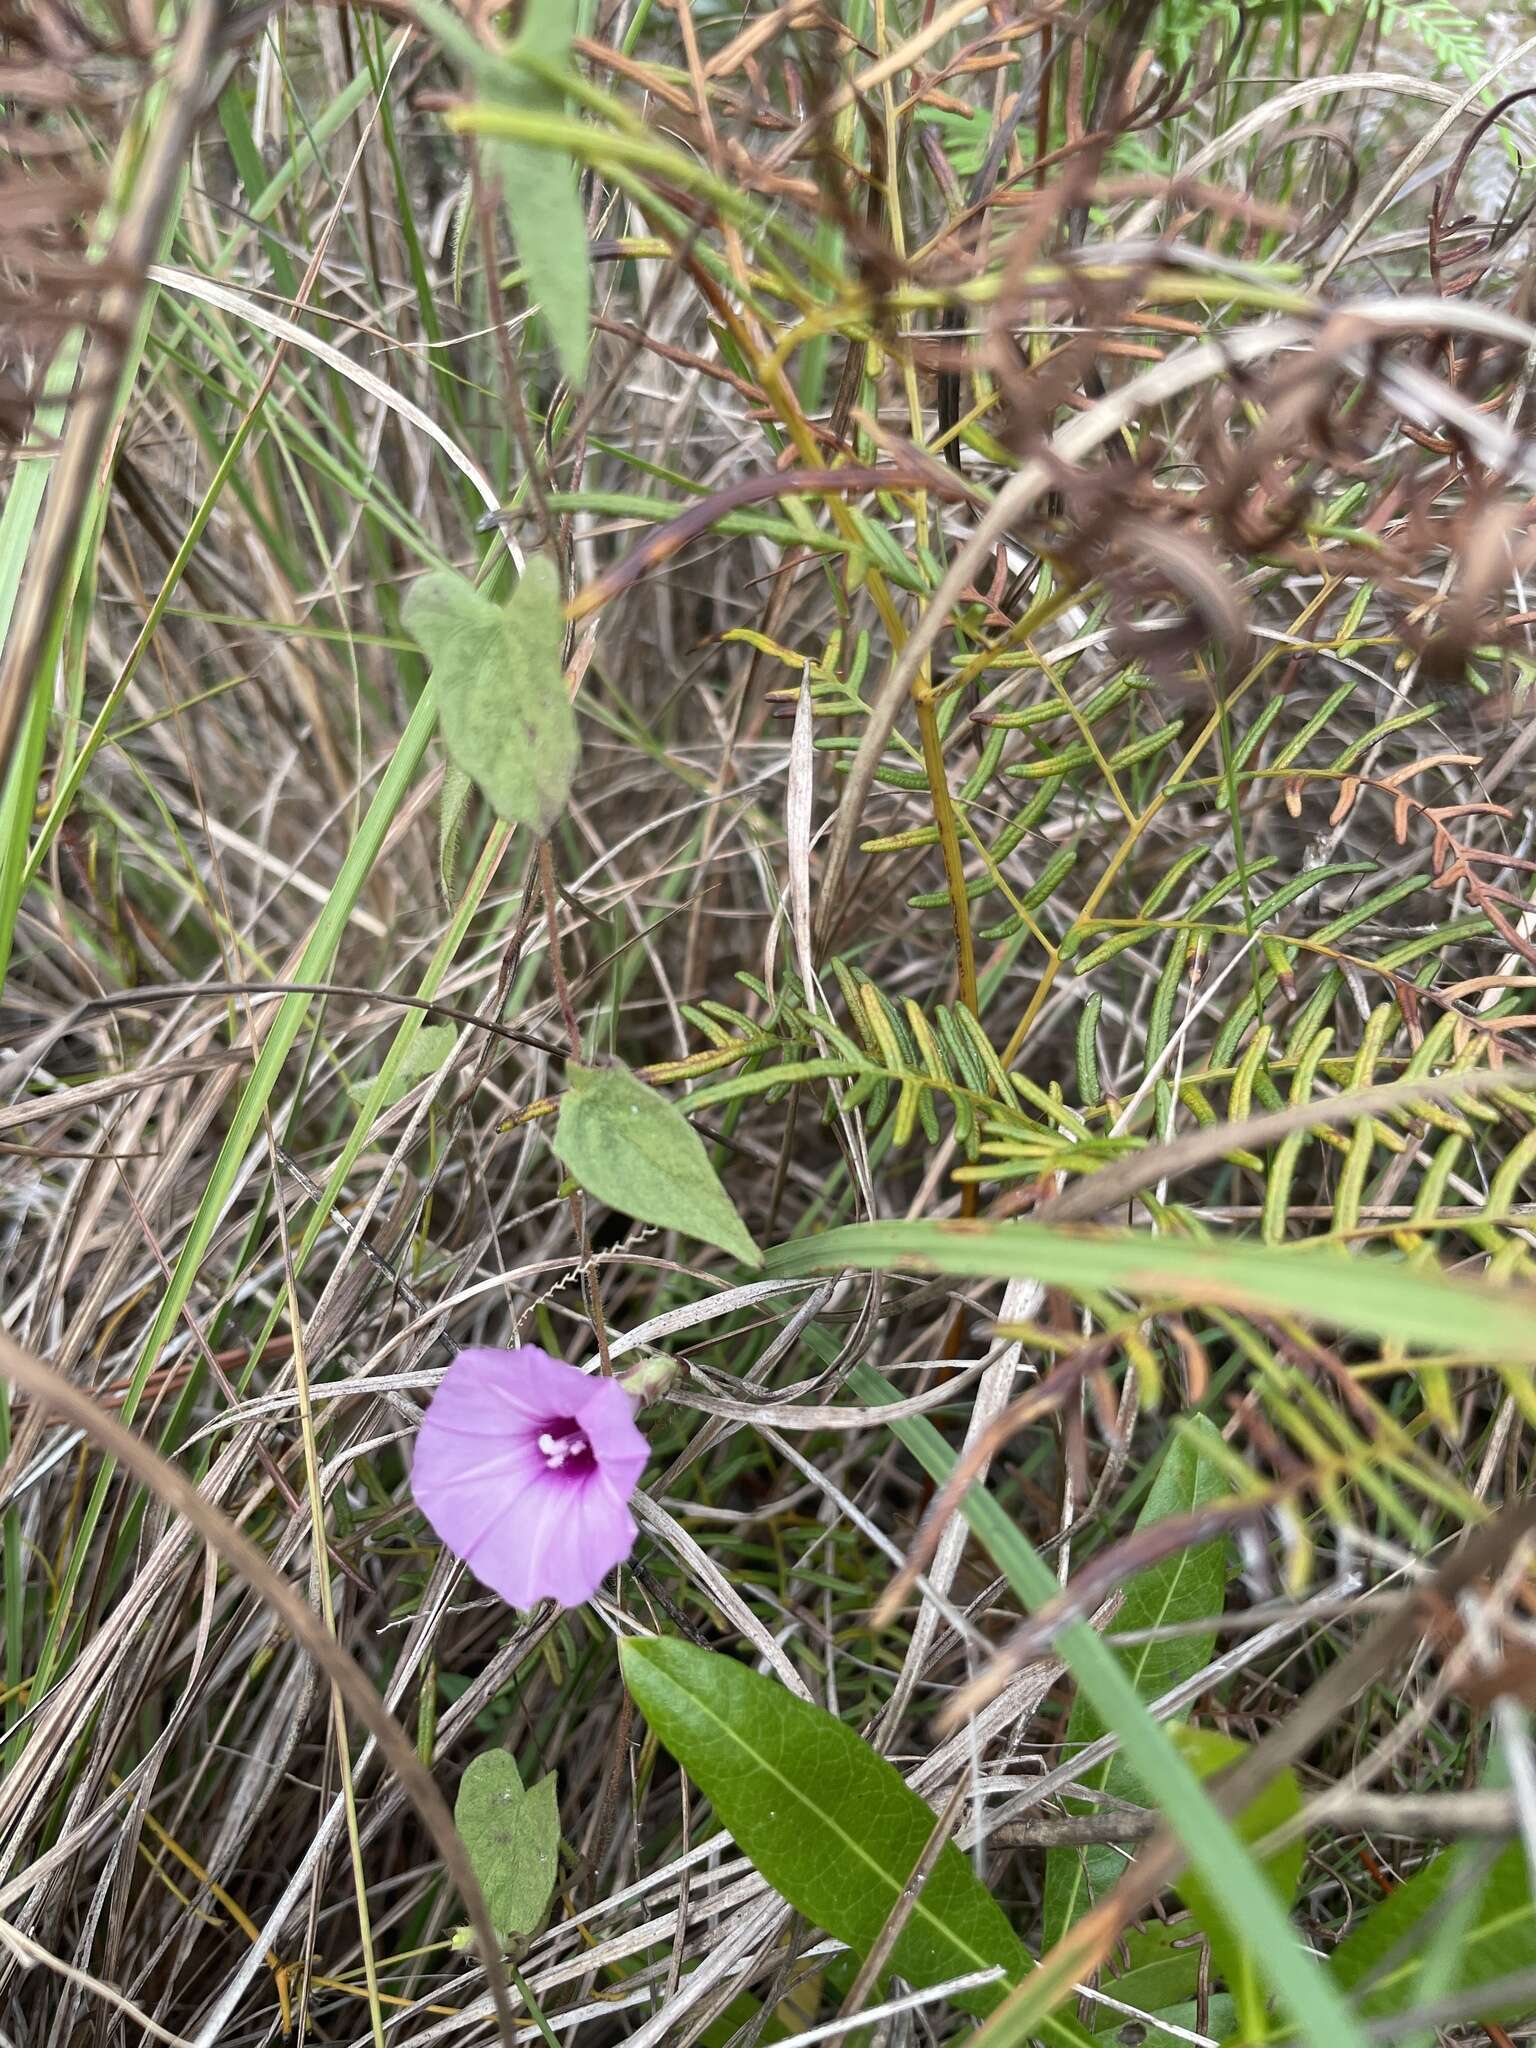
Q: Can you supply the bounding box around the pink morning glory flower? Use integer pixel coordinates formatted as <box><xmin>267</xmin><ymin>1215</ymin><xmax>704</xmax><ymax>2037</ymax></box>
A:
<box><xmin>411</xmin><ymin>1345</ymin><xmax>649</xmax><ymax>1609</ymax></box>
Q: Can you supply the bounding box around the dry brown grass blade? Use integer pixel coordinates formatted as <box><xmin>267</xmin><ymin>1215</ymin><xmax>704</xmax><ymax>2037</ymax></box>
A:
<box><xmin>0</xmin><ymin>1328</ymin><xmax>521</xmax><ymax>2047</ymax></box>
<box><xmin>992</xmin><ymin>1788</ymin><xmax>1532</xmax><ymax>1848</ymax></box>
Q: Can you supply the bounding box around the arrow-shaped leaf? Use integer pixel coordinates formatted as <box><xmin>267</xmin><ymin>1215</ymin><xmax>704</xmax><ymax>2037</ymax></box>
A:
<box><xmin>454</xmin><ymin>1750</ymin><xmax>560</xmax><ymax>1944</ymax></box>
<box><xmin>404</xmin><ymin>560</ymin><xmax>577</xmax><ymax>837</ymax></box>
<box><xmin>554</xmin><ymin>1062</ymin><xmax>760</xmax><ymax>1267</ymax></box>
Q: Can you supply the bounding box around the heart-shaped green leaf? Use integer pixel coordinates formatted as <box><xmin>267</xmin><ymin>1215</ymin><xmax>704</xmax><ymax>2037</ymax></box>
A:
<box><xmin>554</xmin><ymin>1062</ymin><xmax>760</xmax><ymax>1267</ymax></box>
<box><xmin>404</xmin><ymin>561</ymin><xmax>577</xmax><ymax>836</ymax></box>
<box><xmin>620</xmin><ymin>1636</ymin><xmax>1090</xmax><ymax>2037</ymax></box>
<box><xmin>454</xmin><ymin>1750</ymin><xmax>559</xmax><ymax>1944</ymax></box>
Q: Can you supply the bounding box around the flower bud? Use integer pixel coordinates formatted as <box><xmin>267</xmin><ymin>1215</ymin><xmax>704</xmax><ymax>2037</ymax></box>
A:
<box><xmin>616</xmin><ymin>1349</ymin><xmax>681</xmax><ymax>1406</ymax></box>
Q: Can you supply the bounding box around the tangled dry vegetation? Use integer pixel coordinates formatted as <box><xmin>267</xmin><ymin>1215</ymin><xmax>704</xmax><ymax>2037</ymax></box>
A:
<box><xmin>8</xmin><ymin>1</ymin><xmax>1536</xmax><ymax>2044</ymax></box>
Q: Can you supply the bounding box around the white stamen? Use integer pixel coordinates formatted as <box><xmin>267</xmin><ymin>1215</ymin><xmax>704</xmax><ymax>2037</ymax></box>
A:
<box><xmin>537</xmin><ymin>1429</ymin><xmax>588</xmax><ymax>1469</ymax></box>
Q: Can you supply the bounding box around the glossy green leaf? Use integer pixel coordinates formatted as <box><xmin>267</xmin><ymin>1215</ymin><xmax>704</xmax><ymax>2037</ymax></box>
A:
<box><xmin>1092</xmin><ymin>1990</ymin><xmax>1236</xmax><ymax>2044</ymax></box>
<box><xmin>619</xmin><ymin>1637</ymin><xmax>1092</xmax><ymax>2037</ymax></box>
<box><xmin>1044</xmin><ymin>1419</ymin><xmax>1231</xmax><ymax>1943</ymax></box>
<box><xmin>1327</xmin><ymin>1835</ymin><xmax>1536</xmax><ymax>2026</ymax></box>
<box><xmin>1165</xmin><ymin>1724</ymin><xmax>1304</xmax><ymax>2029</ymax></box>
<box><xmin>765</xmin><ymin>1219</ymin><xmax>1536</xmax><ymax>1363</ymax></box>
<box><xmin>846</xmin><ymin>1362</ymin><xmax>1368</xmax><ymax>2048</ymax></box>
<box><xmin>555</xmin><ymin>1062</ymin><xmax>761</xmax><ymax>1267</ymax></box>
<box><xmin>1081</xmin><ymin>1923</ymin><xmax>1233</xmax><ymax>2040</ymax></box>
<box><xmin>454</xmin><ymin>1750</ymin><xmax>559</xmax><ymax>1943</ymax></box>
<box><xmin>404</xmin><ymin>562</ymin><xmax>577</xmax><ymax>836</ymax></box>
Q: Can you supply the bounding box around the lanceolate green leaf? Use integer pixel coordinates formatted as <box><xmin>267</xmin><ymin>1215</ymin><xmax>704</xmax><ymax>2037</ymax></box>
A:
<box><xmin>484</xmin><ymin>139</ymin><xmax>589</xmax><ymax>388</ymax></box>
<box><xmin>404</xmin><ymin>561</ymin><xmax>577</xmax><ymax>836</ymax></box>
<box><xmin>845</xmin><ymin>1362</ymin><xmax>1369</xmax><ymax>2048</ymax></box>
<box><xmin>1164</xmin><ymin>1724</ymin><xmax>1304</xmax><ymax>2031</ymax></box>
<box><xmin>490</xmin><ymin>0</ymin><xmax>589</xmax><ymax>383</ymax></box>
<box><xmin>1044</xmin><ymin>1419</ymin><xmax>1231</xmax><ymax>1944</ymax></box>
<box><xmin>619</xmin><ymin>1636</ymin><xmax>1089</xmax><ymax>2040</ymax></box>
<box><xmin>411</xmin><ymin>0</ymin><xmax>589</xmax><ymax>383</ymax></box>
<box><xmin>454</xmin><ymin>1751</ymin><xmax>560</xmax><ymax>1943</ymax></box>
<box><xmin>766</xmin><ymin>1219</ymin><xmax>1536</xmax><ymax>1363</ymax></box>
<box><xmin>1078</xmin><ymin>1922</ymin><xmax>1237</xmax><ymax>2039</ymax></box>
<box><xmin>1327</xmin><ymin>1835</ymin><xmax>1536</xmax><ymax>2025</ymax></box>
<box><xmin>554</xmin><ymin>1062</ymin><xmax>761</xmax><ymax>1266</ymax></box>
